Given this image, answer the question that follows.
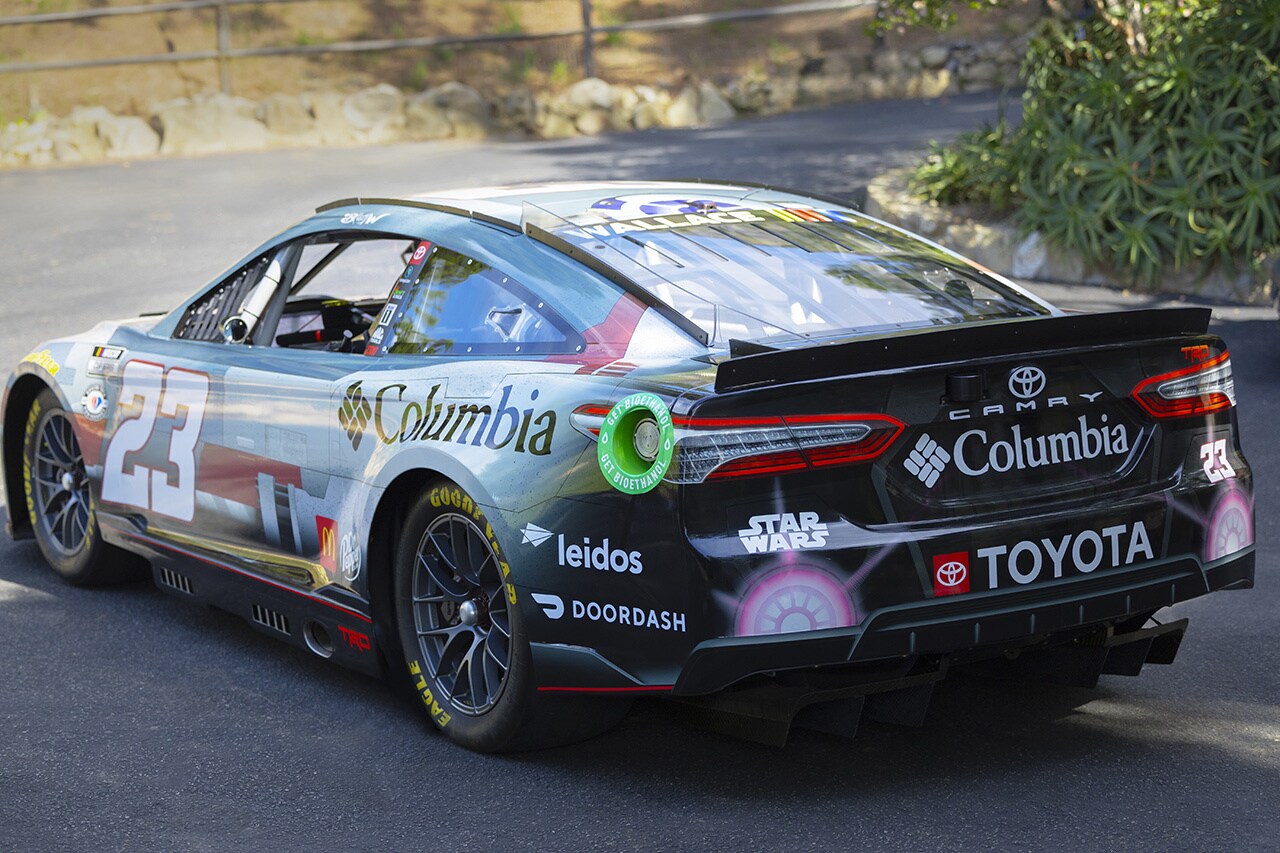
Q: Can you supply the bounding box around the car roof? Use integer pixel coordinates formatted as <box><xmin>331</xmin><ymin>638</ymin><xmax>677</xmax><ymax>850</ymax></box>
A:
<box><xmin>316</xmin><ymin>180</ymin><xmax>846</xmax><ymax>229</ymax></box>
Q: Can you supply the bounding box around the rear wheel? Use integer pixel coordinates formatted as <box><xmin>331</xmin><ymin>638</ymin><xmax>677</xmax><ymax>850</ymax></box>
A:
<box><xmin>22</xmin><ymin>388</ymin><xmax>145</xmax><ymax>585</ymax></box>
<box><xmin>392</xmin><ymin>480</ymin><xmax>629</xmax><ymax>752</ymax></box>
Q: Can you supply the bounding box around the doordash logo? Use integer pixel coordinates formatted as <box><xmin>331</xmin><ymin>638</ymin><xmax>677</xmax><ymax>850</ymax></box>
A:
<box><xmin>932</xmin><ymin>551</ymin><xmax>970</xmax><ymax>597</ymax></box>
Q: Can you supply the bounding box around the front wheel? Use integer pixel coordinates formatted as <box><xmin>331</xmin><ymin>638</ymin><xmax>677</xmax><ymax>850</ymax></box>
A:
<box><xmin>22</xmin><ymin>388</ymin><xmax>146</xmax><ymax>585</ymax></box>
<box><xmin>391</xmin><ymin>480</ymin><xmax>629</xmax><ymax>752</ymax></box>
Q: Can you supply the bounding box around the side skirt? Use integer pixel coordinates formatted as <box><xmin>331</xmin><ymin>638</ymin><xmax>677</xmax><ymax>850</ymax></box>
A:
<box><xmin>100</xmin><ymin>520</ymin><xmax>384</xmax><ymax>678</ymax></box>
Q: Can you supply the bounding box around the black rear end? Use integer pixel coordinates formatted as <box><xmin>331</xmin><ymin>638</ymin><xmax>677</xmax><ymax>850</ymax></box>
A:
<box><xmin>673</xmin><ymin>307</ymin><xmax>1253</xmax><ymax>693</ymax></box>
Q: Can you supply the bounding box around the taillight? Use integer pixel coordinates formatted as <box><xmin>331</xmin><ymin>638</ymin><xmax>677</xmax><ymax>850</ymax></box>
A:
<box><xmin>574</xmin><ymin>405</ymin><xmax>905</xmax><ymax>484</ymax></box>
<box><xmin>669</xmin><ymin>414</ymin><xmax>905</xmax><ymax>483</ymax></box>
<box><xmin>1131</xmin><ymin>351</ymin><xmax>1236</xmax><ymax>419</ymax></box>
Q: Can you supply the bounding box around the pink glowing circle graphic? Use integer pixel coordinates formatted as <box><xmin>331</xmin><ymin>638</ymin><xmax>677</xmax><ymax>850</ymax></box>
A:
<box><xmin>1206</xmin><ymin>488</ymin><xmax>1253</xmax><ymax>561</ymax></box>
<box><xmin>735</xmin><ymin>568</ymin><xmax>856</xmax><ymax>637</ymax></box>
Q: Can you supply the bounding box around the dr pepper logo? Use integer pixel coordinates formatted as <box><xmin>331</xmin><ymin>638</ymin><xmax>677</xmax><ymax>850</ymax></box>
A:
<box><xmin>932</xmin><ymin>551</ymin><xmax>970</xmax><ymax>597</ymax></box>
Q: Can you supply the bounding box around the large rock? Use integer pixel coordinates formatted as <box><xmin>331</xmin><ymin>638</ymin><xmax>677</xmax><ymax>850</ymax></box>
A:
<box><xmin>51</xmin><ymin>106</ymin><xmax>110</xmax><ymax>162</ymax></box>
<box><xmin>257</xmin><ymin>93</ymin><xmax>317</xmax><ymax>141</ymax></box>
<box><xmin>666</xmin><ymin>81</ymin><xmax>735</xmax><ymax>128</ymax></box>
<box><xmin>493</xmin><ymin>87</ymin><xmax>537</xmax><ymax>133</ymax></box>
<box><xmin>918</xmin><ymin>68</ymin><xmax>954</xmax><ymax>99</ymax></box>
<box><xmin>557</xmin><ymin>77</ymin><xmax>614</xmax><ymax>117</ymax></box>
<box><xmin>919</xmin><ymin>44</ymin><xmax>951</xmax><ymax>69</ymax></box>
<box><xmin>153</xmin><ymin>94</ymin><xmax>269</xmax><ymax>155</ymax></box>
<box><xmin>406</xmin><ymin>82</ymin><xmax>490</xmax><ymax>139</ymax></box>
<box><xmin>630</xmin><ymin>85</ymin><xmax>672</xmax><ymax>130</ymax></box>
<box><xmin>1</xmin><ymin>119</ymin><xmax>54</xmax><ymax>166</ymax></box>
<box><xmin>870</xmin><ymin>48</ymin><xmax>904</xmax><ymax>75</ymax></box>
<box><xmin>98</xmin><ymin>115</ymin><xmax>160</xmax><ymax>159</ymax></box>
<box><xmin>608</xmin><ymin>85</ymin><xmax>640</xmax><ymax>131</ymax></box>
<box><xmin>343</xmin><ymin>84</ymin><xmax>406</xmax><ymax>143</ymax></box>
<box><xmin>306</xmin><ymin>92</ymin><xmax>360</xmax><ymax>145</ymax></box>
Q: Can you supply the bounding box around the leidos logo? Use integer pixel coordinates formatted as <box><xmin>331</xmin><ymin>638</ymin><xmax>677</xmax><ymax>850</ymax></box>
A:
<box><xmin>737</xmin><ymin>512</ymin><xmax>828</xmax><ymax>553</ymax></box>
<box><xmin>932</xmin><ymin>551</ymin><xmax>969</xmax><ymax>597</ymax></box>
<box><xmin>522</xmin><ymin>524</ymin><xmax>642</xmax><ymax>574</ymax></box>
<box><xmin>338</xmin><ymin>382</ymin><xmax>372</xmax><ymax>450</ymax></box>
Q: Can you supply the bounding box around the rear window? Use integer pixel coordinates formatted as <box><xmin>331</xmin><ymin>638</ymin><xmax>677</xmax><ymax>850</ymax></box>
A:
<box><xmin>545</xmin><ymin>201</ymin><xmax>1050</xmax><ymax>344</ymax></box>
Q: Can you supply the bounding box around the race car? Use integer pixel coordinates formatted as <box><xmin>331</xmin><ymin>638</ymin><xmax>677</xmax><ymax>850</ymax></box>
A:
<box><xmin>3</xmin><ymin>181</ymin><xmax>1255</xmax><ymax>751</ymax></box>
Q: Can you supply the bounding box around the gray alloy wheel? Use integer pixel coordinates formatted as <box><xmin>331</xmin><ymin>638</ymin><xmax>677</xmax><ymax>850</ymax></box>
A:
<box><xmin>410</xmin><ymin>511</ymin><xmax>513</xmax><ymax>715</ymax></box>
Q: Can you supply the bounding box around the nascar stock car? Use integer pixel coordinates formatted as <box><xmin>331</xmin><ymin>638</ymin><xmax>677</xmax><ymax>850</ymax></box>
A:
<box><xmin>3</xmin><ymin>181</ymin><xmax>1255</xmax><ymax>751</ymax></box>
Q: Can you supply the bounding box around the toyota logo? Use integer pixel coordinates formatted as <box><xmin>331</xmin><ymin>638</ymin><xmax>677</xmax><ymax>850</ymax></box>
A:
<box><xmin>1008</xmin><ymin>365</ymin><xmax>1046</xmax><ymax>399</ymax></box>
<box><xmin>935</xmin><ymin>560</ymin><xmax>968</xmax><ymax>588</ymax></box>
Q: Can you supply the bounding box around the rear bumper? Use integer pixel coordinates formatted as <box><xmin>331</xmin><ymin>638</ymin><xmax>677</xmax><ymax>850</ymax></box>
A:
<box><xmin>670</xmin><ymin>547</ymin><xmax>1254</xmax><ymax>696</ymax></box>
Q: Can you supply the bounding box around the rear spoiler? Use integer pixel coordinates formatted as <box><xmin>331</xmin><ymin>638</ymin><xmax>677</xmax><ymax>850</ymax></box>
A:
<box><xmin>714</xmin><ymin>307</ymin><xmax>1212</xmax><ymax>393</ymax></box>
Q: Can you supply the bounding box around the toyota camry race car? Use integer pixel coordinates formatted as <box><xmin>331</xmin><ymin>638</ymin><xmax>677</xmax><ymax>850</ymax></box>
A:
<box><xmin>3</xmin><ymin>181</ymin><xmax>1255</xmax><ymax>751</ymax></box>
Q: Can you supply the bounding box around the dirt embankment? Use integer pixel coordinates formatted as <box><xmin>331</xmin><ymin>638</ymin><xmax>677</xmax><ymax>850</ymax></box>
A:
<box><xmin>0</xmin><ymin>0</ymin><xmax>1042</xmax><ymax>121</ymax></box>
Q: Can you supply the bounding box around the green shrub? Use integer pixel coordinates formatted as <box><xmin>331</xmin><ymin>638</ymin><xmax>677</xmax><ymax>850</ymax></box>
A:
<box><xmin>910</xmin><ymin>0</ymin><xmax>1280</xmax><ymax>282</ymax></box>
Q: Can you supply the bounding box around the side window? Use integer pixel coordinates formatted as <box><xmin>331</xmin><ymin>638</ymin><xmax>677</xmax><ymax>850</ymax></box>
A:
<box><xmin>173</xmin><ymin>256</ymin><xmax>271</xmax><ymax>342</ymax></box>
<box><xmin>384</xmin><ymin>246</ymin><xmax>578</xmax><ymax>356</ymax></box>
<box><xmin>273</xmin><ymin>235</ymin><xmax>417</xmax><ymax>351</ymax></box>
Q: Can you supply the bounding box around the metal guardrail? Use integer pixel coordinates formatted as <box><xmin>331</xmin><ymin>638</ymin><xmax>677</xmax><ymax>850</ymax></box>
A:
<box><xmin>0</xmin><ymin>0</ymin><xmax>876</xmax><ymax>94</ymax></box>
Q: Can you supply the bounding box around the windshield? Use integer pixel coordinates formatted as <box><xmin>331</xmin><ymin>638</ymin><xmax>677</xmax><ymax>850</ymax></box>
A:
<box><xmin>537</xmin><ymin>196</ymin><xmax>1052</xmax><ymax>346</ymax></box>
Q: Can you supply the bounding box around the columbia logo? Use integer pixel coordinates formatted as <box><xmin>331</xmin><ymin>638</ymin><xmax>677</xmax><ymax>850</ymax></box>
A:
<box><xmin>904</xmin><ymin>433</ymin><xmax>950</xmax><ymax>488</ymax></box>
<box><xmin>338</xmin><ymin>381</ymin><xmax>372</xmax><ymax>450</ymax></box>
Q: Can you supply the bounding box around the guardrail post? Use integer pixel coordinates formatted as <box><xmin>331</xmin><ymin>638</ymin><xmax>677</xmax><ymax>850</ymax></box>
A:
<box><xmin>216</xmin><ymin>0</ymin><xmax>230</xmax><ymax>93</ymax></box>
<box><xmin>580</xmin><ymin>0</ymin><xmax>595</xmax><ymax>79</ymax></box>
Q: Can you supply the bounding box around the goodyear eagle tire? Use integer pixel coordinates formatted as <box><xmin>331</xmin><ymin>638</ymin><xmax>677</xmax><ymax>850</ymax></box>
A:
<box><xmin>392</xmin><ymin>480</ymin><xmax>630</xmax><ymax>752</ymax></box>
<box><xmin>22</xmin><ymin>388</ymin><xmax>146</xmax><ymax>585</ymax></box>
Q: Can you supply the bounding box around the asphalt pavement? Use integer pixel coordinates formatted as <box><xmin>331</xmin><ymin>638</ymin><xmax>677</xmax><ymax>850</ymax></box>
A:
<box><xmin>0</xmin><ymin>93</ymin><xmax>1276</xmax><ymax>851</ymax></box>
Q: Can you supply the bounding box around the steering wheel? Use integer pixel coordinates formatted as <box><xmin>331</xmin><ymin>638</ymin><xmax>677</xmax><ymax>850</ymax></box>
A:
<box><xmin>276</xmin><ymin>299</ymin><xmax>376</xmax><ymax>351</ymax></box>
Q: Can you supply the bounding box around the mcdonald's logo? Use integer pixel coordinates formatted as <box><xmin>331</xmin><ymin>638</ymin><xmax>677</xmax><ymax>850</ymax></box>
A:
<box><xmin>316</xmin><ymin>516</ymin><xmax>338</xmax><ymax>575</ymax></box>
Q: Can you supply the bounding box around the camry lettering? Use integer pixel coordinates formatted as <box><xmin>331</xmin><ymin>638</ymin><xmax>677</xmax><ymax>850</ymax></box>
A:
<box><xmin>737</xmin><ymin>512</ymin><xmax>828</xmax><ymax>553</ymax></box>
<box><xmin>953</xmin><ymin>414</ymin><xmax>1130</xmax><ymax>476</ymax></box>
<box><xmin>979</xmin><ymin>520</ymin><xmax>1153</xmax><ymax>588</ymax></box>
<box><xmin>948</xmin><ymin>393</ymin><xmax>1103</xmax><ymax>420</ymax></box>
<box><xmin>371</xmin><ymin>383</ymin><xmax>556</xmax><ymax>456</ymax></box>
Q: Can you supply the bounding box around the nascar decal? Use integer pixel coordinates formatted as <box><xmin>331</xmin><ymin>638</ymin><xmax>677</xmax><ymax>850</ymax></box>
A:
<box><xmin>87</xmin><ymin>345</ymin><xmax>126</xmax><ymax>377</ymax></box>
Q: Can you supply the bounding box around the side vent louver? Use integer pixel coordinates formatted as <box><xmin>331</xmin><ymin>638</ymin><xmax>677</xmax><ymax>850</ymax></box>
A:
<box><xmin>251</xmin><ymin>604</ymin><xmax>291</xmax><ymax>636</ymax></box>
<box><xmin>158</xmin><ymin>567</ymin><xmax>194</xmax><ymax>595</ymax></box>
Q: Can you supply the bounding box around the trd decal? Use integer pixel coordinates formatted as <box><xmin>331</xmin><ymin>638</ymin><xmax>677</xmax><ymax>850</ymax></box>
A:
<box><xmin>338</xmin><ymin>625</ymin><xmax>371</xmax><ymax>651</ymax></box>
<box><xmin>101</xmin><ymin>362</ymin><xmax>210</xmax><ymax>522</ymax></box>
